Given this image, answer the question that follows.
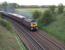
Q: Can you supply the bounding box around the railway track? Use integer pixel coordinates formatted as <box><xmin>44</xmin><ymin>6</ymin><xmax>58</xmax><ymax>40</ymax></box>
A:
<box><xmin>12</xmin><ymin>19</ymin><xmax>65</xmax><ymax>50</ymax></box>
<box><xmin>3</xmin><ymin>14</ymin><xmax>65</xmax><ymax>50</ymax></box>
<box><xmin>13</xmin><ymin>20</ymin><xmax>45</xmax><ymax>50</ymax></box>
<box><xmin>19</xmin><ymin>22</ymin><xmax>65</xmax><ymax>50</ymax></box>
<box><xmin>5</xmin><ymin>17</ymin><xmax>45</xmax><ymax>50</ymax></box>
<box><xmin>37</xmin><ymin>30</ymin><xmax>65</xmax><ymax>49</ymax></box>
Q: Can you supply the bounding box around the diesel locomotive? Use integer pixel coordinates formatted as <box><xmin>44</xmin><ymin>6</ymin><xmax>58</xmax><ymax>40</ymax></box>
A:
<box><xmin>1</xmin><ymin>12</ymin><xmax>38</xmax><ymax>31</ymax></box>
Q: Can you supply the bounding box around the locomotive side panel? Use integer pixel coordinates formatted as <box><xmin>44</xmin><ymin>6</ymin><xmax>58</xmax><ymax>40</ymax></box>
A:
<box><xmin>22</xmin><ymin>19</ymin><xmax>31</xmax><ymax>30</ymax></box>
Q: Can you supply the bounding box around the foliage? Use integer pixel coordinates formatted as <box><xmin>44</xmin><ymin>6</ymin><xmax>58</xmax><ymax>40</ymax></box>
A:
<box><xmin>57</xmin><ymin>3</ymin><xmax>64</xmax><ymax>14</ymax></box>
<box><xmin>32</xmin><ymin>10</ymin><xmax>41</xmax><ymax>19</ymax></box>
<box><xmin>49</xmin><ymin>5</ymin><xmax>56</xmax><ymax>14</ymax></box>
<box><xmin>0</xmin><ymin>2</ymin><xmax>19</xmax><ymax>12</ymax></box>
<box><xmin>0</xmin><ymin>18</ymin><xmax>12</xmax><ymax>31</ymax></box>
<box><xmin>2</xmin><ymin>2</ymin><xmax>8</xmax><ymax>8</ymax></box>
<box><xmin>41</xmin><ymin>10</ymin><xmax>53</xmax><ymax>24</ymax></box>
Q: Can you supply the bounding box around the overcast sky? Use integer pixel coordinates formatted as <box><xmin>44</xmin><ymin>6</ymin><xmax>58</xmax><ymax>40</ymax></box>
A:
<box><xmin>0</xmin><ymin>0</ymin><xmax>65</xmax><ymax>5</ymax></box>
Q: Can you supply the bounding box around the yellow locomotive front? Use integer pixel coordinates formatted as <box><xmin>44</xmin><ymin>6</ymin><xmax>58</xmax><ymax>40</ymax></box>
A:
<box><xmin>31</xmin><ymin>21</ymin><xmax>38</xmax><ymax>31</ymax></box>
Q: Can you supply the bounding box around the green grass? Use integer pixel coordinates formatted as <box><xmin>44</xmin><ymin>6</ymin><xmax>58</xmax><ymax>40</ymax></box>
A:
<box><xmin>0</xmin><ymin>25</ymin><xmax>27</xmax><ymax>50</ymax></box>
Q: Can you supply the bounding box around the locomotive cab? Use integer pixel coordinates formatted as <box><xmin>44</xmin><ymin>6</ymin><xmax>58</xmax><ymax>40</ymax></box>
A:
<box><xmin>31</xmin><ymin>20</ymin><xmax>38</xmax><ymax>31</ymax></box>
<box><xmin>24</xmin><ymin>18</ymin><xmax>38</xmax><ymax>31</ymax></box>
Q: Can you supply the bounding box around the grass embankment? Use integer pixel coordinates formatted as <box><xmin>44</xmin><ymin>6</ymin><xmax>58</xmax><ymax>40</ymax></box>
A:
<box><xmin>0</xmin><ymin>26</ymin><xmax>27</xmax><ymax>50</ymax></box>
<box><xmin>0</xmin><ymin>17</ymin><xmax>12</xmax><ymax>31</ymax></box>
<box><xmin>0</xmin><ymin>16</ymin><xmax>27</xmax><ymax>50</ymax></box>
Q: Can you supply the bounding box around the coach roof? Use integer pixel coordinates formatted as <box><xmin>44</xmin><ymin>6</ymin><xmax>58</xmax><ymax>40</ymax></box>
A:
<box><xmin>8</xmin><ymin>13</ymin><xmax>25</xmax><ymax>19</ymax></box>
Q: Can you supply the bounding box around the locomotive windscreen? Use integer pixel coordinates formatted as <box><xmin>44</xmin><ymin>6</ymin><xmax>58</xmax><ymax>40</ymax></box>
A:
<box><xmin>31</xmin><ymin>20</ymin><xmax>36</xmax><ymax>22</ymax></box>
<box><xmin>31</xmin><ymin>20</ymin><xmax>37</xmax><ymax>25</ymax></box>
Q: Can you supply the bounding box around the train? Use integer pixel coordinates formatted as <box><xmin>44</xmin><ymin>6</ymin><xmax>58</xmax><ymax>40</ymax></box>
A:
<box><xmin>0</xmin><ymin>11</ymin><xmax>38</xmax><ymax>31</ymax></box>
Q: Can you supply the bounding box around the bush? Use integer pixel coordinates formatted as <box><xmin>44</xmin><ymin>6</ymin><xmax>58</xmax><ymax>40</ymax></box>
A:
<box><xmin>57</xmin><ymin>3</ymin><xmax>64</xmax><ymax>14</ymax></box>
<box><xmin>0</xmin><ymin>14</ymin><xmax>3</xmax><ymax>18</ymax></box>
<box><xmin>41</xmin><ymin>10</ymin><xmax>53</xmax><ymax>25</ymax></box>
<box><xmin>0</xmin><ymin>18</ymin><xmax>12</xmax><ymax>31</ymax></box>
<box><xmin>32</xmin><ymin>10</ymin><xmax>41</xmax><ymax>19</ymax></box>
<box><xmin>49</xmin><ymin>5</ymin><xmax>56</xmax><ymax>14</ymax></box>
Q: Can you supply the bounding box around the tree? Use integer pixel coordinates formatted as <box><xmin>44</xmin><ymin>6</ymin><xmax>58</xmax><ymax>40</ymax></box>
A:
<box><xmin>9</xmin><ymin>3</ymin><xmax>19</xmax><ymax>8</ymax></box>
<box><xmin>49</xmin><ymin>5</ymin><xmax>56</xmax><ymax>14</ymax></box>
<box><xmin>58</xmin><ymin>3</ymin><xmax>64</xmax><ymax>14</ymax></box>
<box><xmin>0</xmin><ymin>4</ymin><xmax>2</xmax><ymax>10</ymax></box>
<box><xmin>2</xmin><ymin>2</ymin><xmax>8</xmax><ymax>11</ymax></box>
<box><xmin>32</xmin><ymin>10</ymin><xmax>41</xmax><ymax>19</ymax></box>
<box><xmin>42</xmin><ymin>10</ymin><xmax>52</xmax><ymax>24</ymax></box>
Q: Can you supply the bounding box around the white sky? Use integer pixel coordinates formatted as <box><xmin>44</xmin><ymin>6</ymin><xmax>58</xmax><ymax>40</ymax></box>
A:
<box><xmin>0</xmin><ymin>0</ymin><xmax>65</xmax><ymax>5</ymax></box>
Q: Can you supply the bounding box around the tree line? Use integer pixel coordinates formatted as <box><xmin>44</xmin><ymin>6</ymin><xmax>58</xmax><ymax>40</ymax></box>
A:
<box><xmin>32</xmin><ymin>3</ymin><xmax>64</xmax><ymax>25</ymax></box>
<box><xmin>0</xmin><ymin>2</ymin><xmax>20</xmax><ymax>12</ymax></box>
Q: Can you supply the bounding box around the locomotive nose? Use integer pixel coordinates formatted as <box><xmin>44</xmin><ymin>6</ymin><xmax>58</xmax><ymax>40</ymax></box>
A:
<box><xmin>32</xmin><ymin>24</ymin><xmax>37</xmax><ymax>27</ymax></box>
<box><xmin>31</xmin><ymin>21</ymin><xmax>38</xmax><ymax>31</ymax></box>
<box><xmin>31</xmin><ymin>24</ymin><xmax>38</xmax><ymax>31</ymax></box>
